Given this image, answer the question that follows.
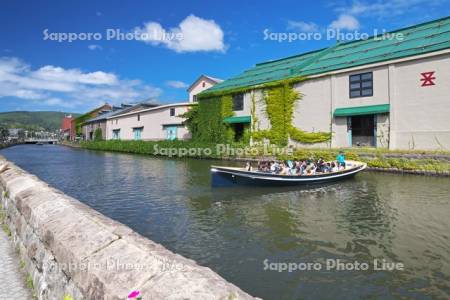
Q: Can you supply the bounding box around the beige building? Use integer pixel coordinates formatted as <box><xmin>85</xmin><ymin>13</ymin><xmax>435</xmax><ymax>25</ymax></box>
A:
<box><xmin>103</xmin><ymin>75</ymin><xmax>222</xmax><ymax>141</ymax></box>
<box><xmin>82</xmin><ymin>103</ymin><xmax>156</xmax><ymax>140</ymax></box>
<box><xmin>106</xmin><ymin>103</ymin><xmax>192</xmax><ymax>141</ymax></box>
<box><xmin>204</xmin><ymin>17</ymin><xmax>450</xmax><ymax>150</ymax></box>
<box><xmin>187</xmin><ymin>75</ymin><xmax>223</xmax><ymax>103</ymax></box>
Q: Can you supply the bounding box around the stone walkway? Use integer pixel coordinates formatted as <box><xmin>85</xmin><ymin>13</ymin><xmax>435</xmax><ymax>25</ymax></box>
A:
<box><xmin>0</xmin><ymin>228</ymin><xmax>32</xmax><ymax>300</ymax></box>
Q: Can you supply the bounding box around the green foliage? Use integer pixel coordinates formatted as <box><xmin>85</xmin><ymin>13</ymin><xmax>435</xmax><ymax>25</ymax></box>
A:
<box><xmin>63</xmin><ymin>295</ymin><xmax>74</xmax><ymax>300</ymax></box>
<box><xmin>81</xmin><ymin>140</ymin><xmax>219</xmax><ymax>157</ymax></box>
<box><xmin>250</xmin><ymin>92</ymin><xmax>259</xmax><ymax>132</ymax></box>
<box><xmin>289</xmin><ymin>128</ymin><xmax>333</xmax><ymax>144</ymax></box>
<box><xmin>2</xmin><ymin>223</ymin><xmax>11</xmax><ymax>237</ymax></box>
<box><xmin>94</xmin><ymin>128</ymin><xmax>103</xmax><ymax>141</ymax></box>
<box><xmin>20</xmin><ymin>260</ymin><xmax>25</xmax><ymax>270</ymax></box>
<box><xmin>0</xmin><ymin>111</ymin><xmax>79</xmax><ymax>131</ymax></box>
<box><xmin>194</xmin><ymin>77</ymin><xmax>330</xmax><ymax>145</ymax></box>
<box><xmin>25</xmin><ymin>273</ymin><xmax>34</xmax><ymax>290</ymax></box>
<box><xmin>278</xmin><ymin>149</ymin><xmax>360</xmax><ymax>161</ymax></box>
<box><xmin>178</xmin><ymin>104</ymin><xmax>199</xmax><ymax>138</ymax></box>
<box><xmin>185</xmin><ymin>95</ymin><xmax>234</xmax><ymax>143</ymax></box>
<box><xmin>365</xmin><ymin>157</ymin><xmax>450</xmax><ymax>172</ymax></box>
<box><xmin>252</xmin><ymin>81</ymin><xmax>331</xmax><ymax>145</ymax></box>
<box><xmin>81</xmin><ymin>140</ymin><xmax>450</xmax><ymax>173</ymax></box>
<box><xmin>0</xmin><ymin>127</ymin><xmax>8</xmax><ymax>142</ymax></box>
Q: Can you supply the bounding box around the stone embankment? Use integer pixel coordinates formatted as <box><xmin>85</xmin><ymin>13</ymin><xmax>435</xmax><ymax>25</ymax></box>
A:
<box><xmin>0</xmin><ymin>155</ymin><xmax>257</xmax><ymax>300</ymax></box>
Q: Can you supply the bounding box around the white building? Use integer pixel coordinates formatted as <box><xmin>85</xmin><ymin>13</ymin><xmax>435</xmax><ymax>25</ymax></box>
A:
<box><xmin>106</xmin><ymin>103</ymin><xmax>192</xmax><ymax>141</ymax></box>
<box><xmin>187</xmin><ymin>75</ymin><xmax>223</xmax><ymax>103</ymax></box>
<box><xmin>202</xmin><ymin>17</ymin><xmax>450</xmax><ymax>150</ymax></box>
<box><xmin>105</xmin><ymin>75</ymin><xmax>222</xmax><ymax>141</ymax></box>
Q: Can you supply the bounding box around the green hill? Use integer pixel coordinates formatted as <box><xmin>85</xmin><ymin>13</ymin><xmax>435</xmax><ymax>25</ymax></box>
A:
<box><xmin>0</xmin><ymin>111</ymin><xmax>80</xmax><ymax>131</ymax></box>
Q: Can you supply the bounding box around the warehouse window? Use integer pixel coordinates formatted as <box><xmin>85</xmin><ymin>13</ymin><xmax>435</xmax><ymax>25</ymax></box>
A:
<box><xmin>233</xmin><ymin>94</ymin><xmax>244</xmax><ymax>111</ymax></box>
<box><xmin>349</xmin><ymin>72</ymin><xmax>373</xmax><ymax>98</ymax></box>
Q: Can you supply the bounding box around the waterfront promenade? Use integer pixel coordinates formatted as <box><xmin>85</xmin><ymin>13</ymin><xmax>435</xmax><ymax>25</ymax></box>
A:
<box><xmin>0</xmin><ymin>226</ymin><xmax>31</xmax><ymax>299</ymax></box>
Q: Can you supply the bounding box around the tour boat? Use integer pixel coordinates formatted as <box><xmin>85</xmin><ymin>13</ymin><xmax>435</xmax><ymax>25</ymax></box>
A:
<box><xmin>211</xmin><ymin>161</ymin><xmax>367</xmax><ymax>187</ymax></box>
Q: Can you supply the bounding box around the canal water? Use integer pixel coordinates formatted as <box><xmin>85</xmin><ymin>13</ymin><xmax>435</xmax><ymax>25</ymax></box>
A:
<box><xmin>1</xmin><ymin>144</ymin><xmax>449</xmax><ymax>299</ymax></box>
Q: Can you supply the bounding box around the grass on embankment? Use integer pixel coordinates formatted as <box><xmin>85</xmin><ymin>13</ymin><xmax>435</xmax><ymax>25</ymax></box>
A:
<box><xmin>80</xmin><ymin>140</ymin><xmax>450</xmax><ymax>175</ymax></box>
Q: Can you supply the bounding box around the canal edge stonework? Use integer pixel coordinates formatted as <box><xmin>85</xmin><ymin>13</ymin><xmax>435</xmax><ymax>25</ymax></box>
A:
<box><xmin>0</xmin><ymin>155</ymin><xmax>257</xmax><ymax>300</ymax></box>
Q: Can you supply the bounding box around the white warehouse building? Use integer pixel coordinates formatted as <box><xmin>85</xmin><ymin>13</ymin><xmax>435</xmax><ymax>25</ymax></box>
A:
<box><xmin>97</xmin><ymin>75</ymin><xmax>222</xmax><ymax>141</ymax></box>
<box><xmin>203</xmin><ymin>17</ymin><xmax>450</xmax><ymax>150</ymax></box>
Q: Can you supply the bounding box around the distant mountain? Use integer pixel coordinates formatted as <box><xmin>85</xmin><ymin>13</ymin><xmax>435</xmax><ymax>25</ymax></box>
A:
<box><xmin>0</xmin><ymin>111</ymin><xmax>80</xmax><ymax>131</ymax></box>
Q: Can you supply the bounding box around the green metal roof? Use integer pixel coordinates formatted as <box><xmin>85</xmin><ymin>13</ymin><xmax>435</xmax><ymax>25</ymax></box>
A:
<box><xmin>205</xmin><ymin>16</ymin><xmax>450</xmax><ymax>94</ymax></box>
<box><xmin>334</xmin><ymin>104</ymin><xmax>390</xmax><ymax>117</ymax></box>
<box><xmin>223</xmin><ymin>116</ymin><xmax>251</xmax><ymax>123</ymax></box>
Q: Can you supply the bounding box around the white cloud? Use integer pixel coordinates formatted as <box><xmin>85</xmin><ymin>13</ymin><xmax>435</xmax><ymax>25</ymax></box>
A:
<box><xmin>134</xmin><ymin>14</ymin><xmax>226</xmax><ymax>53</ymax></box>
<box><xmin>329</xmin><ymin>14</ymin><xmax>360</xmax><ymax>30</ymax></box>
<box><xmin>166</xmin><ymin>80</ymin><xmax>188</xmax><ymax>89</ymax></box>
<box><xmin>88</xmin><ymin>44</ymin><xmax>102</xmax><ymax>51</ymax></box>
<box><xmin>334</xmin><ymin>0</ymin><xmax>445</xmax><ymax>19</ymax></box>
<box><xmin>32</xmin><ymin>65</ymin><xmax>118</xmax><ymax>85</ymax></box>
<box><xmin>0</xmin><ymin>56</ymin><xmax>162</xmax><ymax>110</ymax></box>
<box><xmin>287</xmin><ymin>21</ymin><xmax>319</xmax><ymax>32</ymax></box>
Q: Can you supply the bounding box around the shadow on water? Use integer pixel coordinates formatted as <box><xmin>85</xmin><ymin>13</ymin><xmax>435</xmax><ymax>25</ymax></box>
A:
<box><xmin>1</xmin><ymin>144</ymin><xmax>450</xmax><ymax>300</ymax></box>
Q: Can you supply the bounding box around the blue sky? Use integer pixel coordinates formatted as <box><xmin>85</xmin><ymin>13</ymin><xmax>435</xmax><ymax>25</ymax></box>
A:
<box><xmin>0</xmin><ymin>0</ymin><xmax>449</xmax><ymax>113</ymax></box>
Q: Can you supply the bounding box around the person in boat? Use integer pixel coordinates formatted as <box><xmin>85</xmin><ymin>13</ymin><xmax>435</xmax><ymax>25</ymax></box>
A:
<box><xmin>296</xmin><ymin>161</ymin><xmax>307</xmax><ymax>175</ymax></box>
<box><xmin>317</xmin><ymin>157</ymin><xmax>326</xmax><ymax>172</ymax></box>
<box><xmin>305</xmin><ymin>162</ymin><xmax>317</xmax><ymax>175</ymax></box>
<box><xmin>277</xmin><ymin>162</ymin><xmax>288</xmax><ymax>175</ymax></box>
<box><xmin>336</xmin><ymin>151</ymin><xmax>346</xmax><ymax>169</ymax></box>
<box><xmin>270</xmin><ymin>161</ymin><xmax>280</xmax><ymax>173</ymax></box>
<box><xmin>331</xmin><ymin>161</ymin><xmax>339</xmax><ymax>172</ymax></box>
<box><xmin>257</xmin><ymin>161</ymin><xmax>268</xmax><ymax>172</ymax></box>
<box><xmin>245</xmin><ymin>162</ymin><xmax>252</xmax><ymax>171</ymax></box>
<box><xmin>322</xmin><ymin>162</ymin><xmax>331</xmax><ymax>173</ymax></box>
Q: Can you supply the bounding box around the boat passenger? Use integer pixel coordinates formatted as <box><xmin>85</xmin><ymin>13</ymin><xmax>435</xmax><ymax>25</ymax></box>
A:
<box><xmin>331</xmin><ymin>162</ymin><xmax>338</xmax><ymax>172</ymax></box>
<box><xmin>336</xmin><ymin>151</ymin><xmax>346</xmax><ymax>168</ymax></box>
<box><xmin>306</xmin><ymin>163</ymin><xmax>316</xmax><ymax>175</ymax></box>
<box><xmin>270</xmin><ymin>161</ymin><xmax>280</xmax><ymax>173</ymax></box>
<box><xmin>245</xmin><ymin>162</ymin><xmax>252</xmax><ymax>172</ymax></box>
<box><xmin>299</xmin><ymin>161</ymin><xmax>307</xmax><ymax>175</ymax></box>
<box><xmin>317</xmin><ymin>157</ymin><xmax>326</xmax><ymax>172</ymax></box>
<box><xmin>279</xmin><ymin>163</ymin><xmax>289</xmax><ymax>175</ymax></box>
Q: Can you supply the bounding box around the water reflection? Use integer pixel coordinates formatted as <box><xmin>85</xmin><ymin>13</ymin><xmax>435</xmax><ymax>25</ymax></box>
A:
<box><xmin>1</xmin><ymin>145</ymin><xmax>449</xmax><ymax>300</ymax></box>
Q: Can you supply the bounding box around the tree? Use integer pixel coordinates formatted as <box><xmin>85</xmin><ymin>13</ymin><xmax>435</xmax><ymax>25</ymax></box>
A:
<box><xmin>179</xmin><ymin>105</ymin><xmax>199</xmax><ymax>139</ymax></box>
<box><xmin>94</xmin><ymin>128</ymin><xmax>103</xmax><ymax>141</ymax></box>
<box><xmin>0</xmin><ymin>127</ymin><xmax>9</xmax><ymax>142</ymax></box>
<box><xmin>18</xmin><ymin>129</ymin><xmax>25</xmax><ymax>141</ymax></box>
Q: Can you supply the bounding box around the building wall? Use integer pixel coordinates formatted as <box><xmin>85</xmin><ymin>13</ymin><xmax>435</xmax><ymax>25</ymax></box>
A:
<box><xmin>82</xmin><ymin>121</ymin><xmax>107</xmax><ymax>140</ymax></box>
<box><xmin>293</xmin><ymin>77</ymin><xmax>332</xmax><ymax>134</ymax></box>
<box><xmin>189</xmin><ymin>78</ymin><xmax>216</xmax><ymax>103</ymax></box>
<box><xmin>390</xmin><ymin>53</ymin><xmax>450</xmax><ymax>150</ymax></box>
<box><xmin>106</xmin><ymin>105</ymin><xmax>191</xmax><ymax>141</ymax></box>
<box><xmin>331</xmin><ymin>66</ymin><xmax>391</xmax><ymax>148</ymax></box>
<box><xmin>236</xmin><ymin>53</ymin><xmax>450</xmax><ymax>150</ymax></box>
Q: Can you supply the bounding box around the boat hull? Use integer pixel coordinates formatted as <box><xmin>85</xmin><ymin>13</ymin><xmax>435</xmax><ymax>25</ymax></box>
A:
<box><xmin>211</xmin><ymin>162</ymin><xmax>366</xmax><ymax>187</ymax></box>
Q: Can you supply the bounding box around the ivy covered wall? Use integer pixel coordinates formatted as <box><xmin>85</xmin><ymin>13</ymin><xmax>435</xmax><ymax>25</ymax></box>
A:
<box><xmin>250</xmin><ymin>81</ymin><xmax>331</xmax><ymax>146</ymax></box>
<box><xmin>182</xmin><ymin>95</ymin><xmax>234</xmax><ymax>143</ymax></box>
<box><xmin>185</xmin><ymin>77</ymin><xmax>331</xmax><ymax>146</ymax></box>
